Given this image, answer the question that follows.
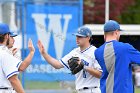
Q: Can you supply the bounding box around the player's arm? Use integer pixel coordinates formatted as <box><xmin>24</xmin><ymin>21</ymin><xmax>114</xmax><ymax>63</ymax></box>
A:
<box><xmin>84</xmin><ymin>67</ymin><xmax>102</xmax><ymax>78</ymax></box>
<box><xmin>37</xmin><ymin>40</ymin><xmax>63</xmax><ymax>69</ymax></box>
<box><xmin>8</xmin><ymin>74</ymin><xmax>25</xmax><ymax>93</ymax></box>
<box><xmin>84</xmin><ymin>58</ymin><xmax>102</xmax><ymax>78</ymax></box>
<box><xmin>127</xmin><ymin>44</ymin><xmax>140</xmax><ymax>64</ymax></box>
<box><xmin>18</xmin><ymin>39</ymin><xmax>35</xmax><ymax>72</ymax></box>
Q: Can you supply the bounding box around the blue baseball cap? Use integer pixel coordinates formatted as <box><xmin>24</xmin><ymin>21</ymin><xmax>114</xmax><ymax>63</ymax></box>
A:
<box><xmin>104</xmin><ymin>20</ymin><xmax>123</xmax><ymax>32</ymax></box>
<box><xmin>73</xmin><ymin>26</ymin><xmax>92</xmax><ymax>37</ymax></box>
<box><xmin>0</xmin><ymin>23</ymin><xmax>12</xmax><ymax>35</ymax></box>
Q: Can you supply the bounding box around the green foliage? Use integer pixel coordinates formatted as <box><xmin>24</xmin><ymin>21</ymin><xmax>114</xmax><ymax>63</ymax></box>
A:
<box><xmin>121</xmin><ymin>0</ymin><xmax>140</xmax><ymax>24</ymax></box>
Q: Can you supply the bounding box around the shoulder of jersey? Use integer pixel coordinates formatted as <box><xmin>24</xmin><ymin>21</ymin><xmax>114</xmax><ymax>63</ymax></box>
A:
<box><xmin>0</xmin><ymin>47</ymin><xmax>12</xmax><ymax>56</ymax></box>
<box><xmin>114</xmin><ymin>41</ymin><xmax>129</xmax><ymax>48</ymax></box>
<box><xmin>90</xmin><ymin>45</ymin><xmax>97</xmax><ymax>51</ymax></box>
<box><xmin>72</xmin><ymin>47</ymin><xmax>80</xmax><ymax>51</ymax></box>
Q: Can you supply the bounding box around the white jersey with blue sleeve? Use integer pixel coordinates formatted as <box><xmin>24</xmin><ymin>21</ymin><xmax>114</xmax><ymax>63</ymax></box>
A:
<box><xmin>59</xmin><ymin>45</ymin><xmax>102</xmax><ymax>90</ymax></box>
<box><xmin>0</xmin><ymin>45</ymin><xmax>22</xmax><ymax>88</ymax></box>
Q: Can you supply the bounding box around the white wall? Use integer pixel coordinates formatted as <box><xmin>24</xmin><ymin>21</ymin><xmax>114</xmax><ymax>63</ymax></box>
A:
<box><xmin>85</xmin><ymin>24</ymin><xmax>140</xmax><ymax>35</ymax></box>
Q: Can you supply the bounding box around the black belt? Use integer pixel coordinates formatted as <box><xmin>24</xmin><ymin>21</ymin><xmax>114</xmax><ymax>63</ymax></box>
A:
<box><xmin>83</xmin><ymin>87</ymin><xmax>98</xmax><ymax>89</ymax></box>
<box><xmin>0</xmin><ymin>87</ymin><xmax>14</xmax><ymax>90</ymax></box>
<box><xmin>79</xmin><ymin>87</ymin><xmax>98</xmax><ymax>91</ymax></box>
<box><xmin>0</xmin><ymin>87</ymin><xmax>8</xmax><ymax>89</ymax></box>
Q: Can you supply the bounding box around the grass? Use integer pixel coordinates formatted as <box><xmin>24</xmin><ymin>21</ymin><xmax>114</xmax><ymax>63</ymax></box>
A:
<box><xmin>25</xmin><ymin>81</ymin><xmax>61</xmax><ymax>89</ymax></box>
<box><xmin>135</xmin><ymin>87</ymin><xmax>140</xmax><ymax>93</ymax></box>
<box><xmin>25</xmin><ymin>81</ymin><xmax>140</xmax><ymax>93</ymax></box>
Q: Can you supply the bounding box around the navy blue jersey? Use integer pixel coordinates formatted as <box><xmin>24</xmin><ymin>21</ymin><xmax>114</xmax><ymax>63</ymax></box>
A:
<box><xmin>95</xmin><ymin>40</ymin><xmax>140</xmax><ymax>93</ymax></box>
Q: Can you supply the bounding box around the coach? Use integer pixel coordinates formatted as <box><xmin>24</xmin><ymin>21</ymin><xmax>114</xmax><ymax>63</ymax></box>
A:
<box><xmin>95</xmin><ymin>20</ymin><xmax>140</xmax><ymax>93</ymax></box>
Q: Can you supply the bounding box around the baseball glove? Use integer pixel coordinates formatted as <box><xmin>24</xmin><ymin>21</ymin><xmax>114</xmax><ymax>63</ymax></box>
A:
<box><xmin>68</xmin><ymin>57</ymin><xmax>84</xmax><ymax>74</ymax></box>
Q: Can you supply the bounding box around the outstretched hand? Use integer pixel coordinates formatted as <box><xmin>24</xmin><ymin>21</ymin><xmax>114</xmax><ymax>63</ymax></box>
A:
<box><xmin>28</xmin><ymin>38</ymin><xmax>35</xmax><ymax>53</ymax></box>
<box><xmin>37</xmin><ymin>40</ymin><xmax>46</xmax><ymax>55</ymax></box>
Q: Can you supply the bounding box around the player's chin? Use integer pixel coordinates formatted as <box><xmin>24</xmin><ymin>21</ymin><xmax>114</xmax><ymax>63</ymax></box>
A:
<box><xmin>76</xmin><ymin>43</ymin><xmax>80</xmax><ymax>46</ymax></box>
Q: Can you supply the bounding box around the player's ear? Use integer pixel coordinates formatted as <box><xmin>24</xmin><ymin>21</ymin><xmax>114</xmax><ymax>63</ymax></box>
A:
<box><xmin>114</xmin><ymin>30</ymin><xmax>118</xmax><ymax>36</ymax></box>
<box><xmin>87</xmin><ymin>36</ymin><xmax>90</xmax><ymax>41</ymax></box>
<box><xmin>115</xmin><ymin>30</ymin><xmax>120</xmax><ymax>36</ymax></box>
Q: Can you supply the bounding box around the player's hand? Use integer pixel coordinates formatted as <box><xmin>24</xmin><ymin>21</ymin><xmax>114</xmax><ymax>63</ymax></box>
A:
<box><xmin>37</xmin><ymin>40</ymin><xmax>46</xmax><ymax>55</ymax></box>
<box><xmin>28</xmin><ymin>38</ymin><xmax>35</xmax><ymax>53</ymax></box>
<box><xmin>68</xmin><ymin>57</ymin><xmax>84</xmax><ymax>74</ymax></box>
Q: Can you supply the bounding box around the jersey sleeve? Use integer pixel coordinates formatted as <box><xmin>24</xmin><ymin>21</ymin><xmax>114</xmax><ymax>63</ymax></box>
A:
<box><xmin>127</xmin><ymin>44</ymin><xmax>140</xmax><ymax>64</ymax></box>
<box><xmin>59</xmin><ymin>49</ymin><xmax>75</xmax><ymax>69</ymax></box>
<box><xmin>93</xmin><ymin>59</ymin><xmax>102</xmax><ymax>72</ymax></box>
<box><xmin>2</xmin><ymin>52</ymin><xmax>22</xmax><ymax>79</ymax></box>
<box><xmin>93</xmin><ymin>48</ymin><xmax>102</xmax><ymax>72</ymax></box>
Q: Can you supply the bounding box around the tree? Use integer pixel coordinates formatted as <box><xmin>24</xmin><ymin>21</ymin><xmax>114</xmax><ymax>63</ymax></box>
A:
<box><xmin>84</xmin><ymin>0</ymin><xmax>135</xmax><ymax>24</ymax></box>
<box><xmin>121</xmin><ymin>0</ymin><xmax>140</xmax><ymax>24</ymax></box>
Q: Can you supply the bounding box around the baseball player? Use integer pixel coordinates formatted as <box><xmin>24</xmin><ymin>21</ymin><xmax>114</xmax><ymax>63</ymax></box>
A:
<box><xmin>0</xmin><ymin>23</ymin><xmax>35</xmax><ymax>93</ymax></box>
<box><xmin>38</xmin><ymin>26</ymin><xmax>102</xmax><ymax>93</ymax></box>
<box><xmin>95</xmin><ymin>20</ymin><xmax>140</xmax><ymax>93</ymax></box>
